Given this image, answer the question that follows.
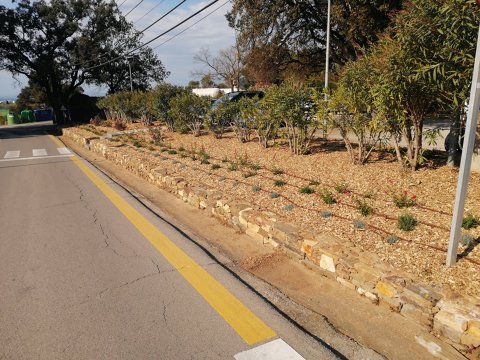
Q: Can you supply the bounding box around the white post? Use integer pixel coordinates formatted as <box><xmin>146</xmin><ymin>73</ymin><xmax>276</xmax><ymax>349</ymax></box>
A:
<box><xmin>323</xmin><ymin>0</ymin><xmax>331</xmax><ymax>139</ymax></box>
<box><xmin>446</xmin><ymin>25</ymin><xmax>480</xmax><ymax>267</ymax></box>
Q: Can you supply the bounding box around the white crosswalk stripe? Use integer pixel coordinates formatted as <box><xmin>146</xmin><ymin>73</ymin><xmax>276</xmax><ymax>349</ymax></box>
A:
<box><xmin>4</xmin><ymin>150</ymin><xmax>20</xmax><ymax>159</ymax></box>
<box><xmin>32</xmin><ymin>148</ymin><xmax>47</xmax><ymax>157</ymax></box>
<box><xmin>57</xmin><ymin>147</ymin><xmax>71</xmax><ymax>155</ymax></box>
<box><xmin>234</xmin><ymin>339</ymin><xmax>305</xmax><ymax>360</ymax></box>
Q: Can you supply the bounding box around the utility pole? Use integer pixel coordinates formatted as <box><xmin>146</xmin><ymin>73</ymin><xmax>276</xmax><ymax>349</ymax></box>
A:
<box><xmin>446</xmin><ymin>24</ymin><xmax>480</xmax><ymax>266</ymax></box>
<box><xmin>323</xmin><ymin>0</ymin><xmax>331</xmax><ymax>139</ymax></box>
<box><xmin>127</xmin><ymin>57</ymin><xmax>133</xmax><ymax>92</ymax></box>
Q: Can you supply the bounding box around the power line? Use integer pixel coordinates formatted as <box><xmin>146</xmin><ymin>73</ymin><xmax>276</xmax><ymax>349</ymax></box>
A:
<box><xmin>83</xmin><ymin>0</ymin><xmax>221</xmax><ymax>71</ymax></box>
<box><xmin>117</xmin><ymin>0</ymin><xmax>129</xmax><ymax>9</ymax></box>
<box><xmin>137</xmin><ymin>0</ymin><xmax>186</xmax><ymax>34</ymax></box>
<box><xmin>151</xmin><ymin>0</ymin><xmax>230</xmax><ymax>51</ymax></box>
<box><xmin>73</xmin><ymin>0</ymin><xmax>186</xmax><ymax>67</ymax></box>
<box><xmin>134</xmin><ymin>0</ymin><xmax>166</xmax><ymax>25</ymax></box>
<box><xmin>123</xmin><ymin>0</ymin><xmax>145</xmax><ymax>18</ymax></box>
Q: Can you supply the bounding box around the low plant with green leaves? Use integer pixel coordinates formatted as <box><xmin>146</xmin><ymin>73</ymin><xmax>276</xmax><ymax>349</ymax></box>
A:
<box><xmin>320</xmin><ymin>189</ymin><xmax>336</xmax><ymax>204</ymax></box>
<box><xmin>462</xmin><ymin>213</ymin><xmax>480</xmax><ymax>230</ymax></box>
<box><xmin>320</xmin><ymin>211</ymin><xmax>332</xmax><ymax>218</ymax></box>
<box><xmin>334</xmin><ymin>182</ymin><xmax>349</xmax><ymax>194</ymax></box>
<box><xmin>270</xmin><ymin>192</ymin><xmax>280</xmax><ymax>199</ymax></box>
<box><xmin>299</xmin><ymin>186</ymin><xmax>315</xmax><ymax>194</ymax></box>
<box><xmin>398</xmin><ymin>214</ymin><xmax>417</xmax><ymax>231</ymax></box>
<box><xmin>354</xmin><ymin>220</ymin><xmax>366</xmax><ymax>230</ymax></box>
<box><xmin>460</xmin><ymin>234</ymin><xmax>476</xmax><ymax>247</ymax></box>
<box><xmin>211</xmin><ymin>163</ymin><xmax>221</xmax><ymax>170</ymax></box>
<box><xmin>274</xmin><ymin>180</ymin><xmax>286</xmax><ymax>187</ymax></box>
<box><xmin>392</xmin><ymin>192</ymin><xmax>416</xmax><ymax>208</ymax></box>
<box><xmin>354</xmin><ymin>198</ymin><xmax>374</xmax><ymax>216</ymax></box>
<box><xmin>228</xmin><ymin>162</ymin><xmax>238</xmax><ymax>171</ymax></box>
<box><xmin>386</xmin><ymin>235</ymin><xmax>400</xmax><ymax>245</ymax></box>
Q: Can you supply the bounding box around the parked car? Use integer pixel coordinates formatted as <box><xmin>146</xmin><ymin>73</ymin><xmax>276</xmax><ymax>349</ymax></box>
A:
<box><xmin>210</xmin><ymin>91</ymin><xmax>264</xmax><ymax>111</ymax></box>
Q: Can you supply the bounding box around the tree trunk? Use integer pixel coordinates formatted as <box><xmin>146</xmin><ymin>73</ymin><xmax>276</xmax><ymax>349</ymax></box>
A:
<box><xmin>447</xmin><ymin>107</ymin><xmax>463</xmax><ymax>167</ymax></box>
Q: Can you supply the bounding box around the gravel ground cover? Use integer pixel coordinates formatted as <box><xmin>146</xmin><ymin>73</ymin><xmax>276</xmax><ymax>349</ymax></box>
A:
<box><xmin>86</xmin><ymin>124</ymin><xmax>480</xmax><ymax>298</ymax></box>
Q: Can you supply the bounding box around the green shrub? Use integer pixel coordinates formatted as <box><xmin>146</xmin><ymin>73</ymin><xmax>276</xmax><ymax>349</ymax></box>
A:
<box><xmin>354</xmin><ymin>220</ymin><xmax>366</xmax><ymax>229</ymax></box>
<box><xmin>133</xmin><ymin>141</ymin><xmax>142</xmax><ymax>148</ymax></box>
<box><xmin>270</xmin><ymin>192</ymin><xmax>280</xmax><ymax>199</ymax></box>
<box><xmin>299</xmin><ymin>186</ymin><xmax>315</xmax><ymax>194</ymax></box>
<box><xmin>354</xmin><ymin>198</ymin><xmax>373</xmax><ymax>216</ymax></box>
<box><xmin>386</xmin><ymin>235</ymin><xmax>400</xmax><ymax>245</ymax></box>
<box><xmin>271</xmin><ymin>166</ymin><xmax>284</xmax><ymax>175</ymax></box>
<box><xmin>200</xmin><ymin>158</ymin><xmax>210</xmax><ymax>165</ymax></box>
<box><xmin>178</xmin><ymin>146</ymin><xmax>185</xmax><ymax>152</ymax></box>
<box><xmin>392</xmin><ymin>192</ymin><xmax>416</xmax><ymax>208</ymax></box>
<box><xmin>206</xmin><ymin>100</ymin><xmax>240</xmax><ymax>139</ymax></box>
<box><xmin>397</xmin><ymin>214</ymin><xmax>417</xmax><ymax>231</ymax></box>
<box><xmin>334</xmin><ymin>182</ymin><xmax>349</xmax><ymax>194</ymax></box>
<box><xmin>320</xmin><ymin>189</ymin><xmax>336</xmax><ymax>204</ymax></box>
<box><xmin>211</xmin><ymin>163</ymin><xmax>221</xmax><ymax>170</ymax></box>
<box><xmin>148</xmin><ymin>127</ymin><xmax>163</xmax><ymax>145</ymax></box>
<box><xmin>274</xmin><ymin>180</ymin><xmax>286</xmax><ymax>187</ymax></box>
<box><xmin>150</xmin><ymin>83</ymin><xmax>188</xmax><ymax>130</ymax></box>
<box><xmin>320</xmin><ymin>211</ymin><xmax>332</xmax><ymax>218</ymax></box>
<box><xmin>460</xmin><ymin>234</ymin><xmax>476</xmax><ymax>246</ymax></box>
<box><xmin>168</xmin><ymin>92</ymin><xmax>210</xmax><ymax>136</ymax></box>
<box><xmin>228</xmin><ymin>162</ymin><xmax>238</xmax><ymax>171</ymax></box>
<box><xmin>167</xmin><ymin>149</ymin><xmax>177</xmax><ymax>155</ymax></box>
<box><xmin>249</xmin><ymin>162</ymin><xmax>261</xmax><ymax>171</ymax></box>
<box><xmin>462</xmin><ymin>213</ymin><xmax>480</xmax><ymax>230</ymax></box>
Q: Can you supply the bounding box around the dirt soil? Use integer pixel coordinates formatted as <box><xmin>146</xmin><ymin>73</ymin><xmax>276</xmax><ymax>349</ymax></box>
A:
<box><xmin>79</xmin><ymin>123</ymin><xmax>480</xmax><ymax>299</ymax></box>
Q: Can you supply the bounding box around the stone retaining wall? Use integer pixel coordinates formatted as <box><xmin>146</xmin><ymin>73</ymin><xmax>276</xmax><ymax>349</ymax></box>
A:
<box><xmin>62</xmin><ymin>127</ymin><xmax>480</xmax><ymax>355</ymax></box>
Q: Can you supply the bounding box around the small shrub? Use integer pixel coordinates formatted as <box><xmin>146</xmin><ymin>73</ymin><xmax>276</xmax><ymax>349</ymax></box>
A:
<box><xmin>397</xmin><ymin>214</ymin><xmax>417</xmax><ymax>231</ymax></box>
<box><xmin>309</xmin><ymin>180</ymin><xmax>320</xmax><ymax>186</ymax></box>
<box><xmin>363</xmin><ymin>190</ymin><xmax>376</xmax><ymax>199</ymax></box>
<box><xmin>274</xmin><ymin>180</ymin><xmax>286</xmax><ymax>187</ymax></box>
<box><xmin>320</xmin><ymin>211</ymin><xmax>332</xmax><ymax>218</ymax></box>
<box><xmin>133</xmin><ymin>141</ymin><xmax>142</xmax><ymax>148</ymax></box>
<box><xmin>386</xmin><ymin>235</ymin><xmax>400</xmax><ymax>245</ymax></box>
<box><xmin>178</xmin><ymin>146</ymin><xmax>186</xmax><ymax>152</ymax></box>
<box><xmin>271</xmin><ymin>166</ymin><xmax>284</xmax><ymax>175</ymax></box>
<box><xmin>270</xmin><ymin>192</ymin><xmax>280</xmax><ymax>199</ymax></box>
<box><xmin>334</xmin><ymin>182</ymin><xmax>349</xmax><ymax>194</ymax></box>
<box><xmin>320</xmin><ymin>189</ymin><xmax>336</xmax><ymax>204</ymax></box>
<box><xmin>299</xmin><ymin>186</ymin><xmax>315</xmax><ymax>194</ymax></box>
<box><xmin>392</xmin><ymin>192</ymin><xmax>416</xmax><ymax>208</ymax></box>
<box><xmin>168</xmin><ymin>92</ymin><xmax>210</xmax><ymax>136</ymax></box>
<box><xmin>243</xmin><ymin>170</ymin><xmax>257</xmax><ymax>178</ymax></box>
<box><xmin>283</xmin><ymin>204</ymin><xmax>294</xmax><ymax>211</ymax></box>
<box><xmin>160</xmin><ymin>147</ymin><xmax>168</xmax><ymax>152</ymax></box>
<box><xmin>460</xmin><ymin>234</ymin><xmax>476</xmax><ymax>246</ymax></box>
<box><xmin>211</xmin><ymin>164</ymin><xmax>221</xmax><ymax>170</ymax></box>
<box><xmin>167</xmin><ymin>149</ymin><xmax>177</xmax><ymax>155</ymax></box>
<box><xmin>462</xmin><ymin>213</ymin><xmax>480</xmax><ymax>230</ymax></box>
<box><xmin>200</xmin><ymin>159</ymin><xmax>210</xmax><ymax>165</ymax></box>
<box><xmin>228</xmin><ymin>162</ymin><xmax>238</xmax><ymax>171</ymax></box>
<box><xmin>353</xmin><ymin>220</ymin><xmax>366</xmax><ymax>230</ymax></box>
<box><xmin>250</xmin><ymin>162</ymin><xmax>261</xmax><ymax>171</ymax></box>
<box><xmin>354</xmin><ymin>198</ymin><xmax>373</xmax><ymax>216</ymax></box>
<box><xmin>221</xmin><ymin>156</ymin><xmax>229</xmax><ymax>163</ymax></box>
<box><xmin>180</xmin><ymin>153</ymin><xmax>187</xmax><ymax>158</ymax></box>
<box><xmin>238</xmin><ymin>153</ymin><xmax>249</xmax><ymax>166</ymax></box>
<box><xmin>252</xmin><ymin>185</ymin><xmax>261</xmax><ymax>192</ymax></box>
<box><xmin>191</xmin><ymin>154</ymin><xmax>197</xmax><ymax>161</ymax></box>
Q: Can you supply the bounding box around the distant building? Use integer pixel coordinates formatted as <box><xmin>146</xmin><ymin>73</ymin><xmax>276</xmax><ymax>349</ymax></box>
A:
<box><xmin>192</xmin><ymin>87</ymin><xmax>240</xmax><ymax>97</ymax></box>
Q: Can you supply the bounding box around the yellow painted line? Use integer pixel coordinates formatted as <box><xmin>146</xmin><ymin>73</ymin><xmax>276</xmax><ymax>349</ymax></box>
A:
<box><xmin>48</xmin><ymin>134</ymin><xmax>276</xmax><ymax>345</ymax></box>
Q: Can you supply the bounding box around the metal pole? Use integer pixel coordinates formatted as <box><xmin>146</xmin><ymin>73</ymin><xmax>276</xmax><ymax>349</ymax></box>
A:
<box><xmin>446</xmin><ymin>25</ymin><xmax>480</xmax><ymax>267</ymax></box>
<box><xmin>128</xmin><ymin>59</ymin><xmax>133</xmax><ymax>92</ymax></box>
<box><xmin>323</xmin><ymin>0</ymin><xmax>331</xmax><ymax>139</ymax></box>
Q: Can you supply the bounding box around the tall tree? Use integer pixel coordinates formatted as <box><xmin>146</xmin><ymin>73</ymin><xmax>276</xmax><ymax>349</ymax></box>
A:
<box><xmin>193</xmin><ymin>45</ymin><xmax>244</xmax><ymax>91</ymax></box>
<box><xmin>227</xmin><ymin>0</ymin><xmax>403</xmax><ymax>81</ymax></box>
<box><xmin>0</xmin><ymin>0</ymin><xmax>167</xmax><ymax>123</ymax></box>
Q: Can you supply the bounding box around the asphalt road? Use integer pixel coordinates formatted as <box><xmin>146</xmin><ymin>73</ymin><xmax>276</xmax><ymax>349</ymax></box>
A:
<box><xmin>0</xmin><ymin>122</ymin><xmax>341</xmax><ymax>360</ymax></box>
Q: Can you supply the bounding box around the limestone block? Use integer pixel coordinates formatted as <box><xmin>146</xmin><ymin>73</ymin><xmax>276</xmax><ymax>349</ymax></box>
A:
<box><xmin>434</xmin><ymin>310</ymin><xmax>468</xmax><ymax>343</ymax></box>
<box><xmin>401</xmin><ymin>303</ymin><xmax>433</xmax><ymax>328</ymax></box>
<box><xmin>272</xmin><ymin>222</ymin><xmax>300</xmax><ymax>245</ymax></box>
<box><xmin>319</xmin><ymin>254</ymin><xmax>336</xmax><ymax>273</ymax></box>
<box><xmin>336</xmin><ymin>277</ymin><xmax>356</xmax><ymax>290</ymax></box>
<box><xmin>402</xmin><ymin>283</ymin><xmax>442</xmax><ymax>311</ymax></box>
<box><xmin>461</xmin><ymin>320</ymin><xmax>480</xmax><ymax>348</ymax></box>
<box><xmin>238</xmin><ymin>208</ymin><xmax>254</xmax><ymax>227</ymax></box>
<box><xmin>301</xmin><ymin>239</ymin><xmax>318</xmax><ymax>259</ymax></box>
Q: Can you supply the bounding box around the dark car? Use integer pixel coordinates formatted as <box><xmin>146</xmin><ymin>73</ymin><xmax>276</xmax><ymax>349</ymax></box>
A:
<box><xmin>210</xmin><ymin>91</ymin><xmax>264</xmax><ymax>111</ymax></box>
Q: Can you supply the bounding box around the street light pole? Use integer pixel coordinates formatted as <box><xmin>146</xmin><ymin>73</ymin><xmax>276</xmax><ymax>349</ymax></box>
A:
<box><xmin>323</xmin><ymin>0</ymin><xmax>331</xmax><ymax>139</ymax></box>
<box><xmin>446</xmin><ymin>24</ymin><xmax>480</xmax><ymax>267</ymax></box>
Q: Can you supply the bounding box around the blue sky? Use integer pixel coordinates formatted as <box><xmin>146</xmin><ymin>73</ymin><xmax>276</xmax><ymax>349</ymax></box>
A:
<box><xmin>0</xmin><ymin>0</ymin><xmax>234</xmax><ymax>99</ymax></box>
